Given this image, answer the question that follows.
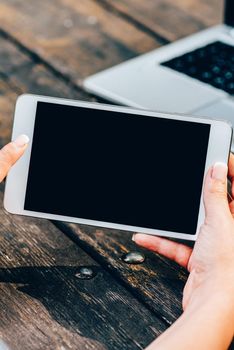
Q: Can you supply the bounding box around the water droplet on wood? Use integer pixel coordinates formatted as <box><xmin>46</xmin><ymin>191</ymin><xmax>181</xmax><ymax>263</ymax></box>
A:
<box><xmin>75</xmin><ymin>267</ymin><xmax>95</xmax><ymax>280</ymax></box>
<box><xmin>122</xmin><ymin>251</ymin><xmax>145</xmax><ymax>264</ymax></box>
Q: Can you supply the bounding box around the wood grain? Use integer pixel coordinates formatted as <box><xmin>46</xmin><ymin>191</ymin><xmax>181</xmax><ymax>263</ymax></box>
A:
<box><xmin>0</xmin><ymin>37</ymin><xmax>31</xmax><ymax>76</ymax></box>
<box><xmin>0</xmin><ymin>188</ymin><xmax>166</xmax><ymax>350</ymax></box>
<box><xmin>57</xmin><ymin>223</ymin><xmax>188</xmax><ymax>324</ymax></box>
<box><xmin>103</xmin><ymin>0</ymin><xmax>223</xmax><ymax>41</ymax></box>
<box><xmin>166</xmin><ymin>0</ymin><xmax>223</xmax><ymax>25</ymax></box>
<box><xmin>0</xmin><ymin>0</ymin><xmax>159</xmax><ymax>83</ymax></box>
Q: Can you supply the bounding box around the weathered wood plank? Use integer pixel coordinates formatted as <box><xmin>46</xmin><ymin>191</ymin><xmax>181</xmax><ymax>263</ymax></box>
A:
<box><xmin>0</xmin><ymin>187</ymin><xmax>166</xmax><ymax>350</ymax></box>
<box><xmin>57</xmin><ymin>223</ymin><xmax>188</xmax><ymax>324</ymax></box>
<box><xmin>166</xmin><ymin>0</ymin><xmax>223</xmax><ymax>25</ymax></box>
<box><xmin>0</xmin><ymin>36</ymin><xmax>89</xmax><ymax>96</ymax></box>
<box><xmin>103</xmin><ymin>0</ymin><xmax>223</xmax><ymax>41</ymax></box>
<box><xmin>0</xmin><ymin>37</ymin><xmax>31</xmax><ymax>75</ymax></box>
<box><xmin>0</xmin><ymin>0</ymin><xmax>159</xmax><ymax>82</ymax></box>
<box><xmin>0</xmin><ymin>79</ymin><xmax>19</xmax><ymax>145</ymax></box>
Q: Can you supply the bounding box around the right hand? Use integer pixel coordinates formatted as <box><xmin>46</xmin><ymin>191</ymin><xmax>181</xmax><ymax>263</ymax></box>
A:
<box><xmin>133</xmin><ymin>154</ymin><xmax>234</xmax><ymax>315</ymax></box>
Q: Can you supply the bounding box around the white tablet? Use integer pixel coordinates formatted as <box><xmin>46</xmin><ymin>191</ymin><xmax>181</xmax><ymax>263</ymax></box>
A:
<box><xmin>4</xmin><ymin>94</ymin><xmax>232</xmax><ymax>241</ymax></box>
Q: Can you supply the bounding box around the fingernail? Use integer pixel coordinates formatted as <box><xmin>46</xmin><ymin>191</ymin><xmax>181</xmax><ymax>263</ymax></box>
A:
<box><xmin>212</xmin><ymin>162</ymin><xmax>228</xmax><ymax>181</ymax></box>
<box><xmin>132</xmin><ymin>234</ymin><xmax>136</xmax><ymax>242</ymax></box>
<box><xmin>13</xmin><ymin>134</ymin><xmax>30</xmax><ymax>147</ymax></box>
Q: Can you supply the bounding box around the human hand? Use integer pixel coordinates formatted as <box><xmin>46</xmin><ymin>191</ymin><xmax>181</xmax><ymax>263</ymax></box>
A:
<box><xmin>0</xmin><ymin>135</ymin><xmax>29</xmax><ymax>182</ymax></box>
<box><xmin>133</xmin><ymin>154</ymin><xmax>234</xmax><ymax>313</ymax></box>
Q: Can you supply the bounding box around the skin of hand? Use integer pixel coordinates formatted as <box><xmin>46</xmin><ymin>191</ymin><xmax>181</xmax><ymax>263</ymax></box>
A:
<box><xmin>133</xmin><ymin>155</ymin><xmax>234</xmax><ymax>349</ymax></box>
<box><xmin>0</xmin><ymin>135</ymin><xmax>29</xmax><ymax>182</ymax></box>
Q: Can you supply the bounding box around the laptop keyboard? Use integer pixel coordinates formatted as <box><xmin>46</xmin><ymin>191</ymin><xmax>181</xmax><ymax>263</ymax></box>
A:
<box><xmin>161</xmin><ymin>41</ymin><xmax>234</xmax><ymax>95</ymax></box>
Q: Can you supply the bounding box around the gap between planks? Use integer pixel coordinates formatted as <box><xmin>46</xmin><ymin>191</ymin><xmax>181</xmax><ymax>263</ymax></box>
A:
<box><xmin>93</xmin><ymin>0</ymin><xmax>170</xmax><ymax>45</ymax></box>
<box><xmin>0</xmin><ymin>28</ymin><xmax>87</xmax><ymax>97</ymax></box>
<box><xmin>0</xmin><ymin>0</ymin><xmax>170</xmax><ymax>96</ymax></box>
<box><xmin>53</xmin><ymin>221</ymin><xmax>176</xmax><ymax>327</ymax></box>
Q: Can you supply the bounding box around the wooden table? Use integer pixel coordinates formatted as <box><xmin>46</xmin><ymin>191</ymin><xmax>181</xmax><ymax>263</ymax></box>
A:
<box><xmin>0</xmin><ymin>1</ymin><xmax>232</xmax><ymax>349</ymax></box>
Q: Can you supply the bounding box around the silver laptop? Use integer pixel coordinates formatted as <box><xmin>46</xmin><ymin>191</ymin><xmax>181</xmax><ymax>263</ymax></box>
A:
<box><xmin>84</xmin><ymin>0</ymin><xmax>234</xmax><ymax>127</ymax></box>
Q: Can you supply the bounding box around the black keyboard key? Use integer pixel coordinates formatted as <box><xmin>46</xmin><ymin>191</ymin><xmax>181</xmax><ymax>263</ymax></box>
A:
<box><xmin>225</xmin><ymin>71</ymin><xmax>233</xmax><ymax>79</ymax></box>
<box><xmin>212</xmin><ymin>65</ymin><xmax>221</xmax><ymax>74</ymax></box>
<box><xmin>161</xmin><ymin>41</ymin><xmax>234</xmax><ymax>95</ymax></box>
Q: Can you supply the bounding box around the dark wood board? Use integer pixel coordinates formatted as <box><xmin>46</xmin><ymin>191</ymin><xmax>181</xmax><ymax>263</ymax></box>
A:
<box><xmin>0</xmin><ymin>188</ymin><xmax>166</xmax><ymax>350</ymax></box>
<box><xmin>56</xmin><ymin>223</ymin><xmax>188</xmax><ymax>325</ymax></box>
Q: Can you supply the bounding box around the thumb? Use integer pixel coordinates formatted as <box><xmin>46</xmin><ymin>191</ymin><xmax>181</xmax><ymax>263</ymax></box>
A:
<box><xmin>203</xmin><ymin>162</ymin><xmax>230</xmax><ymax>219</ymax></box>
<box><xmin>0</xmin><ymin>135</ymin><xmax>29</xmax><ymax>182</ymax></box>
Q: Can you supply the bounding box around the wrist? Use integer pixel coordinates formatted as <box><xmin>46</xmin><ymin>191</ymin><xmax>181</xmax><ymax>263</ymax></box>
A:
<box><xmin>185</xmin><ymin>274</ymin><xmax>234</xmax><ymax>336</ymax></box>
<box><xmin>187</xmin><ymin>287</ymin><xmax>234</xmax><ymax>313</ymax></box>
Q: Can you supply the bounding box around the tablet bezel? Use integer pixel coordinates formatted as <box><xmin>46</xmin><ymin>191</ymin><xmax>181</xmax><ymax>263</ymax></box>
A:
<box><xmin>4</xmin><ymin>94</ymin><xmax>232</xmax><ymax>241</ymax></box>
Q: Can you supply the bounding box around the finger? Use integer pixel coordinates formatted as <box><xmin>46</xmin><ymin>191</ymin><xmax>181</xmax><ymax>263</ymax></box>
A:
<box><xmin>229</xmin><ymin>200</ymin><xmax>234</xmax><ymax>218</ymax></box>
<box><xmin>0</xmin><ymin>135</ymin><xmax>29</xmax><ymax>182</ymax></box>
<box><xmin>228</xmin><ymin>152</ymin><xmax>234</xmax><ymax>179</ymax></box>
<box><xmin>227</xmin><ymin>153</ymin><xmax>234</xmax><ymax>210</ymax></box>
<box><xmin>133</xmin><ymin>234</ymin><xmax>192</xmax><ymax>269</ymax></box>
<box><xmin>203</xmin><ymin>162</ymin><xmax>231</xmax><ymax>221</ymax></box>
<box><xmin>228</xmin><ymin>152</ymin><xmax>234</xmax><ymax>198</ymax></box>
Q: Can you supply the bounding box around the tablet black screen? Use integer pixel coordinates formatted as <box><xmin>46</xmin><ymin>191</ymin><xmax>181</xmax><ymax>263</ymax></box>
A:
<box><xmin>24</xmin><ymin>102</ymin><xmax>210</xmax><ymax>235</ymax></box>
